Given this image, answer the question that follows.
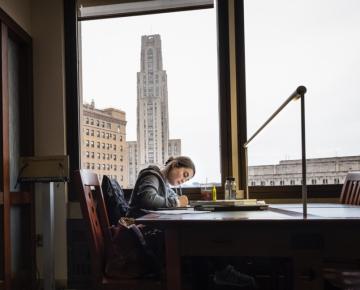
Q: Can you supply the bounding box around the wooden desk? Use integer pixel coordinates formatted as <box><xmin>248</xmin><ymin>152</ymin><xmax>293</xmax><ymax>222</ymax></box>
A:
<box><xmin>136</xmin><ymin>204</ymin><xmax>360</xmax><ymax>290</ymax></box>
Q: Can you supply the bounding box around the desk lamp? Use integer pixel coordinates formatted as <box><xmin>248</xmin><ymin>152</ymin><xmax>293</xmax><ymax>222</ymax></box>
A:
<box><xmin>243</xmin><ymin>86</ymin><xmax>308</xmax><ymax>217</ymax></box>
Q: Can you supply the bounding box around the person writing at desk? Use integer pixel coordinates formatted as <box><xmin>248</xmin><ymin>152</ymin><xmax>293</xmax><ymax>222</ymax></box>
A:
<box><xmin>127</xmin><ymin>155</ymin><xmax>195</xmax><ymax>218</ymax></box>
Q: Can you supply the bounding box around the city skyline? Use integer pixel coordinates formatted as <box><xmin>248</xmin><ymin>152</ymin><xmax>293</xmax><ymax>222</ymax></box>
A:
<box><xmin>80</xmin><ymin>9</ymin><xmax>220</xmax><ymax>185</ymax></box>
<box><xmin>80</xmin><ymin>1</ymin><xmax>360</xmax><ymax>184</ymax></box>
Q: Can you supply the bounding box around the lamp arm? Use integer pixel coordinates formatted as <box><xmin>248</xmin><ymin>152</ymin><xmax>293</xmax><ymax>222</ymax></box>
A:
<box><xmin>242</xmin><ymin>86</ymin><xmax>307</xmax><ymax>218</ymax></box>
<box><xmin>244</xmin><ymin>86</ymin><xmax>306</xmax><ymax>148</ymax></box>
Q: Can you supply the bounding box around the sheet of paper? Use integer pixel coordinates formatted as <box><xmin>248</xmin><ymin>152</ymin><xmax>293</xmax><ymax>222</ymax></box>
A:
<box><xmin>143</xmin><ymin>209</ymin><xmax>211</xmax><ymax>214</ymax></box>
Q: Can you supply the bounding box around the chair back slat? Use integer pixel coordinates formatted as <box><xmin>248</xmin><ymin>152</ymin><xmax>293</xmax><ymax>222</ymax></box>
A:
<box><xmin>74</xmin><ymin>169</ymin><xmax>112</xmax><ymax>287</ymax></box>
<box><xmin>353</xmin><ymin>182</ymin><xmax>360</xmax><ymax>205</ymax></box>
<box><xmin>340</xmin><ymin>172</ymin><xmax>360</xmax><ymax>205</ymax></box>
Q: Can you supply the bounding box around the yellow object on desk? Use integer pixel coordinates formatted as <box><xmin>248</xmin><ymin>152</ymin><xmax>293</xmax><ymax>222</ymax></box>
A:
<box><xmin>212</xmin><ymin>185</ymin><xmax>217</xmax><ymax>201</ymax></box>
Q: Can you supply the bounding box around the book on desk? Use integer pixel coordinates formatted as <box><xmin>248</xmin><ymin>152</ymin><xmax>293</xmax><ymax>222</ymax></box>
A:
<box><xmin>190</xmin><ymin>199</ymin><xmax>269</xmax><ymax>211</ymax></box>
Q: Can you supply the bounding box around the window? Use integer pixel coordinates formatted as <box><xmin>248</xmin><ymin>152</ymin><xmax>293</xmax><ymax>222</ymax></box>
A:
<box><xmin>79</xmin><ymin>3</ymin><xmax>220</xmax><ymax>188</ymax></box>
<box><xmin>244</xmin><ymin>0</ymin><xmax>360</xmax><ymax>189</ymax></box>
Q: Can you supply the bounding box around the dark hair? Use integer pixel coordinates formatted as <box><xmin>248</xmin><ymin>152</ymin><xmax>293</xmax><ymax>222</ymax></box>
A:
<box><xmin>164</xmin><ymin>156</ymin><xmax>196</xmax><ymax>176</ymax></box>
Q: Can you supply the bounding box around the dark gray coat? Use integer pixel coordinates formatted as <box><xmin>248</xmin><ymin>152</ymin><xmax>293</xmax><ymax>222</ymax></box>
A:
<box><xmin>127</xmin><ymin>166</ymin><xmax>179</xmax><ymax>217</ymax></box>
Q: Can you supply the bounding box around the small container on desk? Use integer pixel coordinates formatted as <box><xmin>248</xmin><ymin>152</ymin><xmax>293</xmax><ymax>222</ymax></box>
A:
<box><xmin>224</xmin><ymin>177</ymin><xmax>236</xmax><ymax>200</ymax></box>
<box><xmin>200</xmin><ymin>185</ymin><xmax>212</xmax><ymax>200</ymax></box>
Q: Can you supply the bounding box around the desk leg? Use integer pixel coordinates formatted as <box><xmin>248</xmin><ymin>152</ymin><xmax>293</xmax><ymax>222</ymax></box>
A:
<box><xmin>41</xmin><ymin>182</ymin><xmax>55</xmax><ymax>290</ymax></box>
<box><xmin>293</xmin><ymin>251</ymin><xmax>323</xmax><ymax>290</ymax></box>
<box><xmin>165</xmin><ymin>228</ymin><xmax>181</xmax><ymax>290</ymax></box>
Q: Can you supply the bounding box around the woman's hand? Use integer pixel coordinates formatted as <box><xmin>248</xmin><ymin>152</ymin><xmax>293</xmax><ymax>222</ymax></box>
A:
<box><xmin>178</xmin><ymin>195</ymin><xmax>189</xmax><ymax>207</ymax></box>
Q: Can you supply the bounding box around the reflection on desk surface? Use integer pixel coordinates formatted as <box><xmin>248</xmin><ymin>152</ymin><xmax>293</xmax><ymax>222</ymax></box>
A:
<box><xmin>270</xmin><ymin>203</ymin><xmax>360</xmax><ymax>218</ymax></box>
<box><xmin>136</xmin><ymin>203</ymin><xmax>360</xmax><ymax>223</ymax></box>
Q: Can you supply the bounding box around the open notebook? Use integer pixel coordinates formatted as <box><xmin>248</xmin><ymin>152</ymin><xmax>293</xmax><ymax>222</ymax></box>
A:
<box><xmin>190</xmin><ymin>199</ymin><xmax>268</xmax><ymax>211</ymax></box>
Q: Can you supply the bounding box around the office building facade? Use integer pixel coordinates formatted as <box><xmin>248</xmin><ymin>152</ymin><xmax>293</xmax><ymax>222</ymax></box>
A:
<box><xmin>249</xmin><ymin>155</ymin><xmax>360</xmax><ymax>186</ymax></box>
<box><xmin>82</xmin><ymin>101</ymin><xmax>129</xmax><ymax>187</ymax></box>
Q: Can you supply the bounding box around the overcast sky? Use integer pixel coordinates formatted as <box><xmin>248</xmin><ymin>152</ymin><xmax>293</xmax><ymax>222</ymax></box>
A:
<box><xmin>245</xmin><ymin>0</ymin><xmax>360</xmax><ymax>166</ymax></box>
<box><xmin>80</xmin><ymin>0</ymin><xmax>360</xmax><ymax>185</ymax></box>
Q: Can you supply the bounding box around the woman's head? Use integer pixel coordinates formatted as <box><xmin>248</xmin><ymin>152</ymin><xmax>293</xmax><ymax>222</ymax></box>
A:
<box><xmin>163</xmin><ymin>156</ymin><xmax>196</xmax><ymax>186</ymax></box>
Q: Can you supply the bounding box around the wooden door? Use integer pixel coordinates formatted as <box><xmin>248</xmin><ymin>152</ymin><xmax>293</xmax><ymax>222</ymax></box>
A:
<box><xmin>0</xmin><ymin>9</ymin><xmax>34</xmax><ymax>290</ymax></box>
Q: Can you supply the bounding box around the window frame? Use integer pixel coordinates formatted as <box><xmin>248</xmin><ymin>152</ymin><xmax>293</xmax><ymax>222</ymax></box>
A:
<box><xmin>65</xmin><ymin>0</ymin><xmax>234</xmax><ymax>199</ymax></box>
<box><xmin>65</xmin><ymin>0</ymin><xmax>341</xmax><ymax>200</ymax></box>
<box><xmin>233</xmin><ymin>0</ymin><xmax>342</xmax><ymax>199</ymax></box>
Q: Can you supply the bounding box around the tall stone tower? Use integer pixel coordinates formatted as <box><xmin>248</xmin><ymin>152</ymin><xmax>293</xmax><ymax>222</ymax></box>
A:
<box><xmin>137</xmin><ymin>34</ymin><xmax>169</xmax><ymax>167</ymax></box>
<box><xmin>127</xmin><ymin>34</ymin><xmax>181</xmax><ymax>186</ymax></box>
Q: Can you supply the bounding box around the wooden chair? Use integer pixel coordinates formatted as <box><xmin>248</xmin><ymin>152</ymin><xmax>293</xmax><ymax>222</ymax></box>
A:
<box><xmin>339</xmin><ymin>171</ymin><xmax>360</xmax><ymax>205</ymax></box>
<box><xmin>323</xmin><ymin>172</ymin><xmax>360</xmax><ymax>289</ymax></box>
<box><xmin>74</xmin><ymin>169</ymin><xmax>162</xmax><ymax>290</ymax></box>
